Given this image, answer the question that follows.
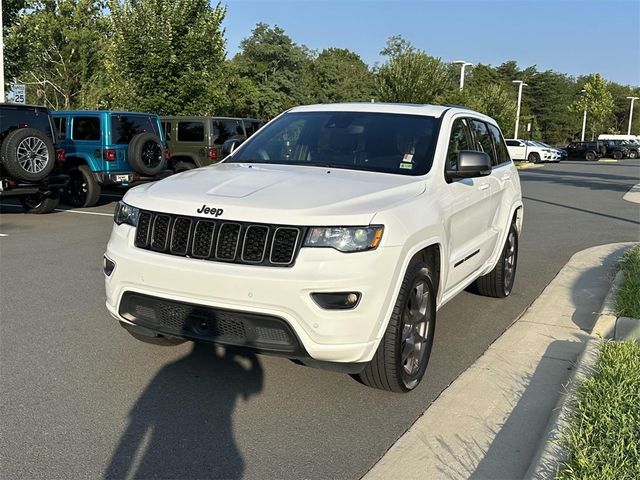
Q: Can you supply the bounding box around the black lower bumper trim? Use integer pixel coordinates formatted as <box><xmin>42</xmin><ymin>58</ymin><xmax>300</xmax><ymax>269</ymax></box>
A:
<box><xmin>119</xmin><ymin>291</ymin><xmax>307</xmax><ymax>357</ymax></box>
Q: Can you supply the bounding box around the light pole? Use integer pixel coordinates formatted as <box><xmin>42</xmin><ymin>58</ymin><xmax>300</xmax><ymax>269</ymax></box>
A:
<box><xmin>0</xmin><ymin>0</ymin><xmax>5</xmax><ymax>102</ymax></box>
<box><xmin>453</xmin><ymin>60</ymin><xmax>473</xmax><ymax>91</ymax></box>
<box><xmin>627</xmin><ymin>96</ymin><xmax>639</xmax><ymax>135</ymax></box>
<box><xmin>580</xmin><ymin>89</ymin><xmax>587</xmax><ymax>142</ymax></box>
<box><xmin>512</xmin><ymin>80</ymin><xmax>527</xmax><ymax>139</ymax></box>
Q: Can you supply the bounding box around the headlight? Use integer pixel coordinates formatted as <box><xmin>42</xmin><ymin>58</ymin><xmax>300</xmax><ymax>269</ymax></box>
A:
<box><xmin>114</xmin><ymin>201</ymin><xmax>140</xmax><ymax>226</ymax></box>
<box><xmin>303</xmin><ymin>226</ymin><xmax>384</xmax><ymax>252</ymax></box>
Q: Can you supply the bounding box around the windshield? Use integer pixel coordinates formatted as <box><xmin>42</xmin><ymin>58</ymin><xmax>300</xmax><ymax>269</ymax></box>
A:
<box><xmin>228</xmin><ymin>111</ymin><xmax>440</xmax><ymax>176</ymax></box>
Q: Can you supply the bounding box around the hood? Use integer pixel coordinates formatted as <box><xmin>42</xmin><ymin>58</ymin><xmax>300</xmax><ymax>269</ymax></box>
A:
<box><xmin>124</xmin><ymin>163</ymin><xmax>426</xmax><ymax>225</ymax></box>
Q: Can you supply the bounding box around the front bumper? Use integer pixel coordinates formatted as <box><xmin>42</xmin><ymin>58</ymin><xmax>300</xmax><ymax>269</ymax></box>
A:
<box><xmin>105</xmin><ymin>223</ymin><xmax>405</xmax><ymax>363</ymax></box>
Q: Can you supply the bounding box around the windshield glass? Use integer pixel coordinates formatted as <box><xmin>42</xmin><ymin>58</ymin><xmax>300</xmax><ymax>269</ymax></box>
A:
<box><xmin>228</xmin><ymin>111</ymin><xmax>440</xmax><ymax>175</ymax></box>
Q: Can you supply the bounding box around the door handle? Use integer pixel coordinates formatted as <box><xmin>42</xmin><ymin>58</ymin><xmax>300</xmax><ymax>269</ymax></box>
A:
<box><xmin>478</xmin><ymin>183</ymin><xmax>489</xmax><ymax>191</ymax></box>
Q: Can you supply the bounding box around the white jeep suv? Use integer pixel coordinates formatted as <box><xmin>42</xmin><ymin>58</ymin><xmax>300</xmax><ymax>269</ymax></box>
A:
<box><xmin>104</xmin><ymin>103</ymin><xmax>523</xmax><ymax>392</ymax></box>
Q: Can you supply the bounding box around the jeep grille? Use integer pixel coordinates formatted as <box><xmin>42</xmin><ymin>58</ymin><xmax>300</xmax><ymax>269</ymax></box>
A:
<box><xmin>134</xmin><ymin>210</ymin><xmax>303</xmax><ymax>267</ymax></box>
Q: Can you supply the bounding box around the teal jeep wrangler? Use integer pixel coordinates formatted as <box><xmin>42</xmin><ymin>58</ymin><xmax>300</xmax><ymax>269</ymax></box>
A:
<box><xmin>52</xmin><ymin>111</ymin><xmax>171</xmax><ymax>207</ymax></box>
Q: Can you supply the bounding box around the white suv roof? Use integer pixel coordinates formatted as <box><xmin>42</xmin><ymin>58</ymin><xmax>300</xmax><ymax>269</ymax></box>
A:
<box><xmin>289</xmin><ymin>102</ymin><xmax>459</xmax><ymax>118</ymax></box>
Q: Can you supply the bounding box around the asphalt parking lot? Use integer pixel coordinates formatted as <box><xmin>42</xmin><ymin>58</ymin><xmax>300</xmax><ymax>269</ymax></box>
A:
<box><xmin>1</xmin><ymin>160</ymin><xmax>639</xmax><ymax>479</ymax></box>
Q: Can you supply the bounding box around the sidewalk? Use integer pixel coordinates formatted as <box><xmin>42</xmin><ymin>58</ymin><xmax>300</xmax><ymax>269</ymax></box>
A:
<box><xmin>364</xmin><ymin>242</ymin><xmax>634</xmax><ymax>480</ymax></box>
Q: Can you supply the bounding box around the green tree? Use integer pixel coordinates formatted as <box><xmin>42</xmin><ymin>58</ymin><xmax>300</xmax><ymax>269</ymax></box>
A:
<box><xmin>311</xmin><ymin>48</ymin><xmax>375</xmax><ymax>103</ymax></box>
<box><xmin>5</xmin><ymin>0</ymin><xmax>107</xmax><ymax>109</ymax></box>
<box><xmin>106</xmin><ymin>0</ymin><xmax>227</xmax><ymax>115</ymax></box>
<box><xmin>570</xmin><ymin>73</ymin><xmax>615</xmax><ymax>140</ymax></box>
<box><xmin>375</xmin><ymin>35</ymin><xmax>451</xmax><ymax>104</ymax></box>
<box><xmin>231</xmin><ymin>23</ymin><xmax>312</xmax><ymax>119</ymax></box>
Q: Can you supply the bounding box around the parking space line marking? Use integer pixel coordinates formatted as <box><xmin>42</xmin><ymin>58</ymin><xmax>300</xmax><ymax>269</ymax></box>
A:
<box><xmin>54</xmin><ymin>208</ymin><xmax>113</xmax><ymax>217</ymax></box>
<box><xmin>0</xmin><ymin>234</ymin><xmax>8</xmax><ymax>237</ymax></box>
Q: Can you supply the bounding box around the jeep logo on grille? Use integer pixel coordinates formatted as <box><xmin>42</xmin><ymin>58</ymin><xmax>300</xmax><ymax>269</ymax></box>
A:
<box><xmin>197</xmin><ymin>205</ymin><xmax>224</xmax><ymax>217</ymax></box>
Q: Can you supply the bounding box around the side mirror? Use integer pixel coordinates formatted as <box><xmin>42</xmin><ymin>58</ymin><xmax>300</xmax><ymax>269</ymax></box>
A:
<box><xmin>447</xmin><ymin>150</ymin><xmax>492</xmax><ymax>179</ymax></box>
<box><xmin>222</xmin><ymin>138</ymin><xmax>242</xmax><ymax>156</ymax></box>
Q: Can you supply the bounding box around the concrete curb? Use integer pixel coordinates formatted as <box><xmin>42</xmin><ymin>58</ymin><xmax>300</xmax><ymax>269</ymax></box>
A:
<box><xmin>525</xmin><ymin>338</ymin><xmax>600</xmax><ymax>480</ymax></box>
<box><xmin>623</xmin><ymin>183</ymin><xmax>640</xmax><ymax>204</ymax></box>
<box><xmin>590</xmin><ymin>270</ymin><xmax>624</xmax><ymax>339</ymax></box>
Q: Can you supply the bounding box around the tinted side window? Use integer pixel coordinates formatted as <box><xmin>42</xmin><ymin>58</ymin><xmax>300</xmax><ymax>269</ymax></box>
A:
<box><xmin>505</xmin><ymin>140</ymin><xmax>519</xmax><ymax>147</ymax></box>
<box><xmin>111</xmin><ymin>115</ymin><xmax>159</xmax><ymax>144</ymax></box>
<box><xmin>72</xmin><ymin>116</ymin><xmax>101</xmax><ymax>141</ymax></box>
<box><xmin>488</xmin><ymin>124</ymin><xmax>510</xmax><ymax>165</ymax></box>
<box><xmin>177</xmin><ymin>122</ymin><xmax>204</xmax><ymax>142</ymax></box>
<box><xmin>161</xmin><ymin>121</ymin><xmax>171</xmax><ymax>141</ymax></box>
<box><xmin>0</xmin><ymin>107</ymin><xmax>54</xmax><ymax>142</ymax></box>
<box><xmin>212</xmin><ymin>120</ymin><xmax>242</xmax><ymax>145</ymax></box>
<box><xmin>445</xmin><ymin>118</ymin><xmax>474</xmax><ymax>171</ymax></box>
<box><xmin>54</xmin><ymin>117</ymin><xmax>67</xmax><ymax>139</ymax></box>
<box><xmin>469</xmin><ymin>120</ymin><xmax>496</xmax><ymax>165</ymax></box>
<box><xmin>243</xmin><ymin>120</ymin><xmax>262</xmax><ymax>136</ymax></box>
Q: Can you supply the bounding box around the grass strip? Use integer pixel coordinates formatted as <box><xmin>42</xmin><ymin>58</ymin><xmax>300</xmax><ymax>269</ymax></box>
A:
<box><xmin>615</xmin><ymin>244</ymin><xmax>640</xmax><ymax>319</ymax></box>
<box><xmin>557</xmin><ymin>340</ymin><xmax>640</xmax><ymax>480</ymax></box>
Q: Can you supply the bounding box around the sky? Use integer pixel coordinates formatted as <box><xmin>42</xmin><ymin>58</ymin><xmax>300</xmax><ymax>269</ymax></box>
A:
<box><xmin>223</xmin><ymin>0</ymin><xmax>640</xmax><ymax>87</ymax></box>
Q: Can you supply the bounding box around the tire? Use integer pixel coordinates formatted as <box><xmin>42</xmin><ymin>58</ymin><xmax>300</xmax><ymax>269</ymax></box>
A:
<box><xmin>475</xmin><ymin>223</ymin><xmax>518</xmax><ymax>298</ymax></box>
<box><xmin>358</xmin><ymin>258</ymin><xmax>436</xmax><ymax>392</ymax></box>
<box><xmin>629</xmin><ymin>150</ymin><xmax>638</xmax><ymax>159</ymax></box>
<box><xmin>128</xmin><ymin>133</ymin><xmax>164</xmax><ymax>176</ymax></box>
<box><xmin>173</xmin><ymin>161</ymin><xmax>195</xmax><ymax>173</ymax></box>
<box><xmin>65</xmin><ymin>165</ymin><xmax>101</xmax><ymax>208</ymax></box>
<box><xmin>585</xmin><ymin>152</ymin><xmax>596</xmax><ymax>162</ymax></box>
<box><xmin>0</xmin><ymin>128</ymin><xmax>55</xmax><ymax>182</ymax></box>
<box><xmin>528</xmin><ymin>152</ymin><xmax>541</xmax><ymax>164</ymax></box>
<box><xmin>20</xmin><ymin>193</ymin><xmax>59</xmax><ymax>214</ymax></box>
<box><xmin>613</xmin><ymin>150</ymin><xmax>623</xmax><ymax>160</ymax></box>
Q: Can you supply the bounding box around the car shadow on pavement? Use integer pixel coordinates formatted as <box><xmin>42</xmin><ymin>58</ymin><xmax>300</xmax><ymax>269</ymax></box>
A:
<box><xmin>103</xmin><ymin>343</ymin><xmax>263</xmax><ymax>480</ymax></box>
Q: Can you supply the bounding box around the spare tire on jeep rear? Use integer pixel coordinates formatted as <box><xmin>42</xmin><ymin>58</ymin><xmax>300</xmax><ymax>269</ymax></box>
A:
<box><xmin>127</xmin><ymin>133</ymin><xmax>164</xmax><ymax>176</ymax></box>
<box><xmin>0</xmin><ymin>128</ymin><xmax>55</xmax><ymax>182</ymax></box>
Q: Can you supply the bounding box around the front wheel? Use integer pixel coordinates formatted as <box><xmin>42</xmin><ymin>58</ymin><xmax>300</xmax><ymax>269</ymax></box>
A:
<box><xmin>613</xmin><ymin>150</ymin><xmax>623</xmax><ymax>160</ymax></box>
<box><xmin>629</xmin><ymin>150</ymin><xmax>638</xmax><ymax>159</ymax></box>
<box><xmin>357</xmin><ymin>259</ymin><xmax>436</xmax><ymax>392</ymax></box>
<box><xmin>585</xmin><ymin>152</ymin><xmax>596</xmax><ymax>161</ymax></box>
<box><xmin>20</xmin><ymin>193</ymin><xmax>59</xmax><ymax>214</ymax></box>
<box><xmin>475</xmin><ymin>223</ymin><xmax>518</xmax><ymax>298</ymax></box>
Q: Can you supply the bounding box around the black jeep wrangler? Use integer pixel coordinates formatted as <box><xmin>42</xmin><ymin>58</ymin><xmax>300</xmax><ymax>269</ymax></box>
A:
<box><xmin>565</xmin><ymin>141</ymin><xmax>604</xmax><ymax>161</ymax></box>
<box><xmin>600</xmin><ymin>140</ymin><xmax>630</xmax><ymax>160</ymax></box>
<box><xmin>604</xmin><ymin>140</ymin><xmax>638</xmax><ymax>159</ymax></box>
<box><xmin>0</xmin><ymin>103</ymin><xmax>68</xmax><ymax>213</ymax></box>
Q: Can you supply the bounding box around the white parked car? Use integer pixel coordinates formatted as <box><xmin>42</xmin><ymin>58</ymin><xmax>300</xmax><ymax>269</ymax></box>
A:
<box><xmin>505</xmin><ymin>139</ymin><xmax>557</xmax><ymax>163</ymax></box>
<box><xmin>104</xmin><ymin>103</ymin><xmax>523</xmax><ymax>392</ymax></box>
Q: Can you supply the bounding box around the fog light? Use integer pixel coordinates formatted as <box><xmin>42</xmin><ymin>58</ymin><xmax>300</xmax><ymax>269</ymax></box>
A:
<box><xmin>311</xmin><ymin>292</ymin><xmax>361</xmax><ymax>310</ymax></box>
<box><xmin>103</xmin><ymin>256</ymin><xmax>115</xmax><ymax>276</ymax></box>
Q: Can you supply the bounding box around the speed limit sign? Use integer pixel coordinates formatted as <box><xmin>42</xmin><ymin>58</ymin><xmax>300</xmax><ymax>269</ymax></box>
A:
<box><xmin>8</xmin><ymin>83</ymin><xmax>26</xmax><ymax>104</ymax></box>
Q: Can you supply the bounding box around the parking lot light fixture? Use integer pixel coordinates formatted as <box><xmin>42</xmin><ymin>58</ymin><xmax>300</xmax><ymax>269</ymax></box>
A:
<box><xmin>627</xmin><ymin>96</ymin><xmax>639</xmax><ymax>135</ymax></box>
<box><xmin>453</xmin><ymin>60</ymin><xmax>473</xmax><ymax>90</ymax></box>
<box><xmin>512</xmin><ymin>80</ymin><xmax>528</xmax><ymax>139</ymax></box>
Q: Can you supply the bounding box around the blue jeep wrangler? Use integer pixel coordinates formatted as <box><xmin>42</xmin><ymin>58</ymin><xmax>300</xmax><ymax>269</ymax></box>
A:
<box><xmin>52</xmin><ymin>111</ymin><xmax>171</xmax><ymax>207</ymax></box>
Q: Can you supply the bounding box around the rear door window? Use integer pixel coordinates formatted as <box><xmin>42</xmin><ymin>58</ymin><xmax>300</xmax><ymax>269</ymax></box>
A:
<box><xmin>111</xmin><ymin>115</ymin><xmax>159</xmax><ymax>144</ymax></box>
<box><xmin>177</xmin><ymin>122</ymin><xmax>204</xmax><ymax>142</ymax></box>
<box><xmin>72</xmin><ymin>116</ymin><xmax>101</xmax><ymax>141</ymax></box>
<box><xmin>487</xmin><ymin>124</ymin><xmax>510</xmax><ymax>165</ymax></box>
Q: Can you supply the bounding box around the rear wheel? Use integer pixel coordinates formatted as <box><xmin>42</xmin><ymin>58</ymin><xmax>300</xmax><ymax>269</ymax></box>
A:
<box><xmin>65</xmin><ymin>165</ymin><xmax>101</xmax><ymax>208</ymax></box>
<box><xmin>613</xmin><ymin>150</ymin><xmax>623</xmax><ymax>160</ymax></box>
<box><xmin>475</xmin><ymin>223</ymin><xmax>518</xmax><ymax>298</ymax></box>
<box><xmin>173</xmin><ymin>161</ymin><xmax>195</xmax><ymax>173</ymax></box>
<box><xmin>358</xmin><ymin>259</ymin><xmax>436</xmax><ymax>392</ymax></box>
<box><xmin>20</xmin><ymin>193</ymin><xmax>59</xmax><ymax>214</ymax></box>
<box><xmin>629</xmin><ymin>150</ymin><xmax>638</xmax><ymax>159</ymax></box>
<box><xmin>528</xmin><ymin>152</ymin><xmax>541</xmax><ymax>164</ymax></box>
